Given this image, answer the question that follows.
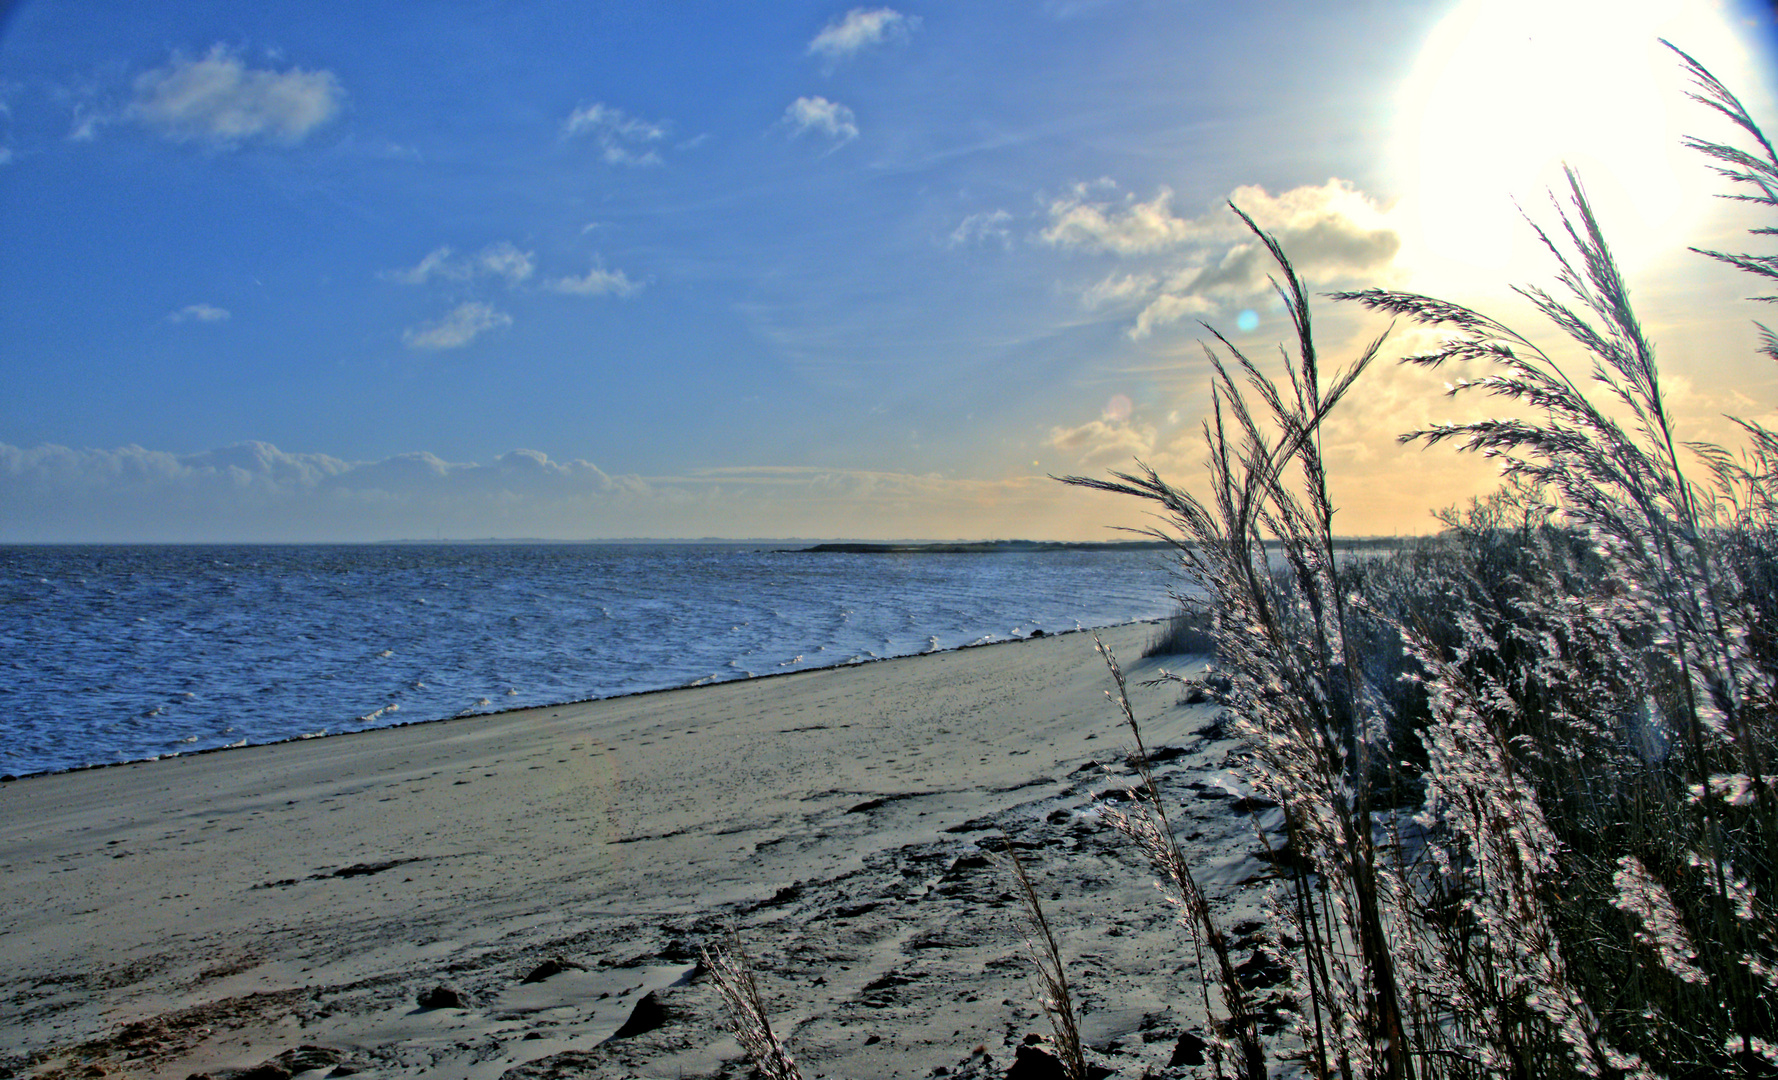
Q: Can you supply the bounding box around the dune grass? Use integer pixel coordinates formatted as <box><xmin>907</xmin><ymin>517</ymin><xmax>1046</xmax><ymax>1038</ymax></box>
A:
<box><xmin>1059</xmin><ymin>40</ymin><xmax>1778</xmax><ymax>1080</ymax></box>
<box><xmin>703</xmin><ymin>935</ymin><xmax>806</xmax><ymax>1080</ymax></box>
<box><xmin>1143</xmin><ymin>602</ymin><xmax>1220</xmax><ymax>660</ymax></box>
<box><xmin>708</xmin><ymin>42</ymin><xmax>1777</xmax><ymax>1080</ymax></box>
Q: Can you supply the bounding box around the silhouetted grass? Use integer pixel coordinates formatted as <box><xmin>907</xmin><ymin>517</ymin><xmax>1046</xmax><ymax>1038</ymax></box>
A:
<box><xmin>1144</xmin><ymin>603</ymin><xmax>1219</xmax><ymax>659</ymax></box>
<box><xmin>1060</xmin><ymin>41</ymin><xmax>1778</xmax><ymax>1080</ymax></box>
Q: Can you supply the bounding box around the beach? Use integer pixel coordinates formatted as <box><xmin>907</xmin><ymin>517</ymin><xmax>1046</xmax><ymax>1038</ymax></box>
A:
<box><xmin>1</xmin><ymin>624</ymin><xmax>1277</xmax><ymax>1080</ymax></box>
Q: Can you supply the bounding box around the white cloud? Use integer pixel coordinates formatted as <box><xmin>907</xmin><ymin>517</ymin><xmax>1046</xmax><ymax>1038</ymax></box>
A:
<box><xmin>1131</xmin><ymin>292</ymin><xmax>1217</xmax><ymax>339</ymax></box>
<box><xmin>1047</xmin><ymin>416</ymin><xmax>1160</xmax><ymax>465</ymax></box>
<box><xmin>562</xmin><ymin>102</ymin><xmax>667</xmax><ymax>166</ymax></box>
<box><xmin>167</xmin><ymin>303</ymin><xmax>230</xmax><ymax>323</ymax></box>
<box><xmin>176</xmin><ymin>441</ymin><xmax>348</xmax><ymax>486</ymax></box>
<box><xmin>807</xmin><ymin>8</ymin><xmax>920</xmax><ymax>67</ymax></box>
<box><xmin>402</xmin><ymin>302</ymin><xmax>512</xmax><ymax>350</ymax></box>
<box><xmin>1080</xmin><ymin>272</ymin><xmax>1157</xmax><ymax>308</ymax></box>
<box><xmin>0</xmin><ymin>82</ymin><xmax>17</xmax><ymax>159</ymax></box>
<box><xmin>68</xmin><ymin>102</ymin><xmax>109</xmax><ymax>143</ymax></box>
<box><xmin>1042</xmin><ymin>178</ymin><xmax>1403</xmax><ymax>338</ymax></box>
<box><xmin>0</xmin><ymin>441</ymin><xmax>351</xmax><ymax>494</ymax></box>
<box><xmin>474</xmin><ymin>242</ymin><xmax>536</xmax><ymax>285</ymax></box>
<box><xmin>546</xmin><ymin>263</ymin><xmax>640</xmax><ymax>297</ymax></box>
<box><xmin>384</xmin><ymin>243</ymin><xmax>535</xmax><ymax>287</ymax></box>
<box><xmin>0</xmin><ymin>440</ymin><xmax>658</xmax><ymax>541</ymax></box>
<box><xmin>338</xmin><ymin>447</ymin><xmax>636</xmax><ymax>497</ymax></box>
<box><xmin>948</xmin><ymin>209</ymin><xmax>1013</xmax><ymax>248</ymax></box>
<box><xmin>1229</xmin><ymin>180</ymin><xmax>1402</xmax><ymax>265</ymax></box>
<box><xmin>1040</xmin><ymin>185</ymin><xmax>1208</xmax><ymax>254</ymax></box>
<box><xmin>386</xmin><ymin>246</ymin><xmax>461</xmax><ymax>285</ymax></box>
<box><xmin>128</xmin><ymin>45</ymin><xmax>343</xmax><ymax>147</ymax></box>
<box><xmin>1042</xmin><ymin>0</ymin><xmax>1116</xmax><ymax>18</ymax></box>
<box><xmin>783</xmin><ymin>96</ymin><xmax>858</xmax><ymax>143</ymax></box>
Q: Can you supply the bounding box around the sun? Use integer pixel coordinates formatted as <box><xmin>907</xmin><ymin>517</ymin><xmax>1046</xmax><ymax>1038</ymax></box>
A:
<box><xmin>1394</xmin><ymin>0</ymin><xmax>1760</xmax><ymax>286</ymax></box>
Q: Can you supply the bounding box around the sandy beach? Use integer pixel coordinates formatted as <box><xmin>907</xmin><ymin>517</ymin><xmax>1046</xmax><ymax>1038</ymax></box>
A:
<box><xmin>1</xmin><ymin>624</ymin><xmax>1279</xmax><ymax>1080</ymax></box>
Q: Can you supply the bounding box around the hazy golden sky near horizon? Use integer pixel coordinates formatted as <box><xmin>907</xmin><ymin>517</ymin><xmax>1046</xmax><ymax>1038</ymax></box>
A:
<box><xmin>2</xmin><ymin>0</ymin><xmax>1776</xmax><ymax>540</ymax></box>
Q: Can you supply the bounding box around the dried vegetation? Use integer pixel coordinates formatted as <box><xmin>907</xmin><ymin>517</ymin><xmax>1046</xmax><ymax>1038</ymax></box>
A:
<box><xmin>1059</xmin><ymin>42</ymin><xmax>1778</xmax><ymax>1080</ymax></box>
<box><xmin>716</xmin><ymin>43</ymin><xmax>1778</xmax><ymax>1080</ymax></box>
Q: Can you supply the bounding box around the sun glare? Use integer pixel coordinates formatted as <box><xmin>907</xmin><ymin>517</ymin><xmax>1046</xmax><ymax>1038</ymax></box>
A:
<box><xmin>1396</xmin><ymin>0</ymin><xmax>1759</xmax><ymax>286</ymax></box>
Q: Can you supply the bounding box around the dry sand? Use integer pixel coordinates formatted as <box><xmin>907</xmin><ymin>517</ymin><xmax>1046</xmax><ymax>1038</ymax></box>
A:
<box><xmin>0</xmin><ymin>624</ymin><xmax>1286</xmax><ymax>1080</ymax></box>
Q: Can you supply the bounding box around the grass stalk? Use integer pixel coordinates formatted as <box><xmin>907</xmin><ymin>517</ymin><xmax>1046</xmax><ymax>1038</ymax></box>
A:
<box><xmin>1094</xmin><ymin>633</ymin><xmax>1268</xmax><ymax>1079</ymax></box>
<box><xmin>1001</xmin><ymin>840</ymin><xmax>1090</xmax><ymax>1080</ymax></box>
<box><xmin>702</xmin><ymin>934</ymin><xmax>805</xmax><ymax>1080</ymax></box>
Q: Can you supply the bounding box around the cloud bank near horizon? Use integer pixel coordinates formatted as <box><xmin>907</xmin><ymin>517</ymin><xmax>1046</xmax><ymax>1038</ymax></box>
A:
<box><xmin>0</xmin><ymin>440</ymin><xmax>1122</xmax><ymax>543</ymax></box>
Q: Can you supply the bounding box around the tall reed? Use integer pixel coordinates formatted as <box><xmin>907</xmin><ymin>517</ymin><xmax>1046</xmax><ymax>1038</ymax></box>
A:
<box><xmin>1065</xmin><ymin>42</ymin><xmax>1778</xmax><ymax>1080</ymax></box>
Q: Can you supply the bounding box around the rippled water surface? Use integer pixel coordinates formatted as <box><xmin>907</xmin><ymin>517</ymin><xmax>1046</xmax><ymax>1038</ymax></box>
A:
<box><xmin>0</xmin><ymin>543</ymin><xmax>1180</xmax><ymax>775</ymax></box>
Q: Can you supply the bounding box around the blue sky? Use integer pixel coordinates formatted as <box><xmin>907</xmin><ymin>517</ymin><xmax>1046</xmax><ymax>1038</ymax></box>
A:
<box><xmin>3</xmin><ymin>1</ymin><xmax>1776</xmax><ymax>540</ymax></box>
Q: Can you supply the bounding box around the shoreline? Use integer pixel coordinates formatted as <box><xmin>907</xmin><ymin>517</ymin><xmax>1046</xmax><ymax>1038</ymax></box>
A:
<box><xmin>1</xmin><ymin>622</ymin><xmax>1272</xmax><ymax>1080</ymax></box>
<box><xmin>2</xmin><ymin>619</ymin><xmax>1165</xmax><ymax>785</ymax></box>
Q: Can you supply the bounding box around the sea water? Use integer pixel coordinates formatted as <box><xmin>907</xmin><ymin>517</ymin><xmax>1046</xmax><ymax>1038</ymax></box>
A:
<box><xmin>0</xmin><ymin>543</ymin><xmax>1181</xmax><ymax>776</ymax></box>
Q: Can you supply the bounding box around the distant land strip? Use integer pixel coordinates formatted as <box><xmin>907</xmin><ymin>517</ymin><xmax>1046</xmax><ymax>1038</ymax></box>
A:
<box><xmin>788</xmin><ymin>539</ymin><xmax>1172</xmax><ymax>554</ymax></box>
<box><xmin>788</xmin><ymin>537</ymin><xmax>1407</xmax><ymax>554</ymax></box>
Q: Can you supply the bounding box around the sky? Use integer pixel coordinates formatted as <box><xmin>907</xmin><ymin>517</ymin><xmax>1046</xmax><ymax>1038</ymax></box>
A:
<box><xmin>2</xmin><ymin>0</ymin><xmax>1776</xmax><ymax>542</ymax></box>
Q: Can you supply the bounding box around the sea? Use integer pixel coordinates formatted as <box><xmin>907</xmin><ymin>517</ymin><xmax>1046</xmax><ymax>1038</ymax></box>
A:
<box><xmin>0</xmin><ymin>542</ymin><xmax>1184</xmax><ymax>777</ymax></box>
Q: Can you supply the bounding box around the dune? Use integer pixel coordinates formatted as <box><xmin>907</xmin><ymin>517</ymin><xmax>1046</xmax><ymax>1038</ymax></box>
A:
<box><xmin>0</xmin><ymin>623</ymin><xmax>1278</xmax><ymax>1080</ymax></box>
